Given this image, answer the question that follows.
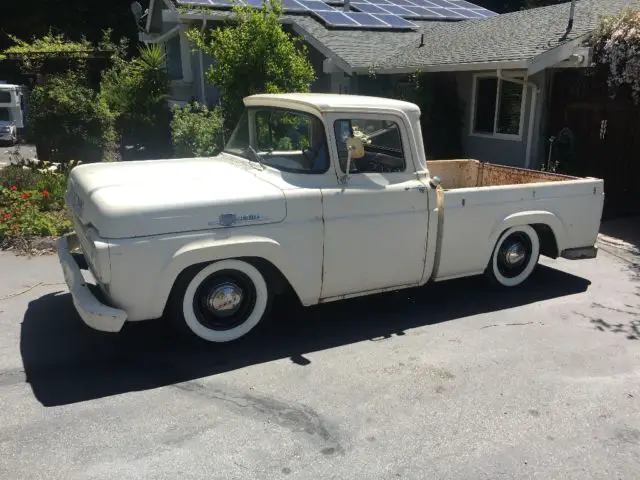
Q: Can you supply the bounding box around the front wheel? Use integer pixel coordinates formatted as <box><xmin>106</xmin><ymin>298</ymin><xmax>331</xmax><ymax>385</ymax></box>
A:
<box><xmin>169</xmin><ymin>259</ymin><xmax>271</xmax><ymax>342</ymax></box>
<box><xmin>485</xmin><ymin>225</ymin><xmax>540</xmax><ymax>287</ymax></box>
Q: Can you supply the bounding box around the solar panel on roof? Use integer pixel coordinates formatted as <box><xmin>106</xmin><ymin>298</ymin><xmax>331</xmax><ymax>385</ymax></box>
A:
<box><xmin>344</xmin><ymin>11</ymin><xmax>390</xmax><ymax>26</ymax></box>
<box><xmin>379</xmin><ymin>4</ymin><xmax>414</xmax><ymax>15</ymax></box>
<box><xmin>404</xmin><ymin>6</ymin><xmax>441</xmax><ymax>17</ymax></box>
<box><xmin>374</xmin><ymin>13</ymin><xmax>418</xmax><ymax>27</ymax></box>
<box><xmin>204</xmin><ymin>0</ymin><xmax>233</xmax><ymax>6</ymax></box>
<box><xmin>313</xmin><ymin>9</ymin><xmax>418</xmax><ymax>29</ymax></box>
<box><xmin>428</xmin><ymin>6</ymin><xmax>465</xmax><ymax>17</ymax></box>
<box><xmin>179</xmin><ymin>0</ymin><xmax>214</xmax><ymax>5</ymax></box>
<box><xmin>351</xmin><ymin>2</ymin><xmax>390</xmax><ymax>14</ymax></box>
<box><xmin>179</xmin><ymin>0</ymin><xmax>212</xmax><ymax>5</ymax></box>
<box><xmin>471</xmin><ymin>7</ymin><xmax>498</xmax><ymax>16</ymax></box>
<box><xmin>446</xmin><ymin>0</ymin><xmax>483</xmax><ymax>8</ymax></box>
<box><xmin>422</xmin><ymin>0</ymin><xmax>455</xmax><ymax>7</ymax></box>
<box><xmin>452</xmin><ymin>8</ymin><xmax>485</xmax><ymax>18</ymax></box>
<box><xmin>278</xmin><ymin>0</ymin><xmax>309</xmax><ymax>11</ymax></box>
<box><xmin>313</xmin><ymin>10</ymin><xmax>360</xmax><ymax>25</ymax></box>
<box><xmin>299</xmin><ymin>0</ymin><xmax>336</xmax><ymax>11</ymax></box>
<box><xmin>175</xmin><ymin>0</ymin><xmax>497</xmax><ymax>29</ymax></box>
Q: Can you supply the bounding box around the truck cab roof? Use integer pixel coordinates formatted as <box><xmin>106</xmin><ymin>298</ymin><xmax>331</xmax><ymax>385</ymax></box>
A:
<box><xmin>243</xmin><ymin>93</ymin><xmax>421</xmax><ymax>116</ymax></box>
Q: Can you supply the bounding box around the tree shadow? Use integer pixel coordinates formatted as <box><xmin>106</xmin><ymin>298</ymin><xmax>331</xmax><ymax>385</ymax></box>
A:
<box><xmin>589</xmin><ymin>316</ymin><xmax>640</xmax><ymax>341</ymax></box>
<box><xmin>21</xmin><ymin>265</ymin><xmax>591</xmax><ymax>407</ymax></box>
<box><xmin>599</xmin><ymin>216</ymin><xmax>640</xmax><ymax>257</ymax></box>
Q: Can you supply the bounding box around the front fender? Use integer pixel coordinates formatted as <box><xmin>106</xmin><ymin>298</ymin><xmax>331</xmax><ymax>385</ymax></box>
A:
<box><xmin>152</xmin><ymin>235</ymin><xmax>302</xmax><ymax>314</ymax></box>
<box><xmin>486</xmin><ymin>210</ymin><xmax>568</xmax><ymax>261</ymax></box>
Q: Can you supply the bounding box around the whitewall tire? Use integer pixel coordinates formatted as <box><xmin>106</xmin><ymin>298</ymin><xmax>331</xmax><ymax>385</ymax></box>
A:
<box><xmin>171</xmin><ymin>259</ymin><xmax>270</xmax><ymax>343</ymax></box>
<box><xmin>486</xmin><ymin>225</ymin><xmax>540</xmax><ymax>287</ymax></box>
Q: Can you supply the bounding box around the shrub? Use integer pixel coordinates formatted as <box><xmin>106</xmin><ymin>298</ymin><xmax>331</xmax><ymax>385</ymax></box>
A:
<box><xmin>0</xmin><ymin>166</ymin><xmax>39</xmax><ymax>191</ymax></box>
<box><xmin>0</xmin><ymin>185</ymin><xmax>72</xmax><ymax>240</ymax></box>
<box><xmin>171</xmin><ymin>102</ymin><xmax>224</xmax><ymax>157</ymax></box>
<box><xmin>0</xmin><ymin>165</ymin><xmax>68</xmax><ymax>210</ymax></box>
<box><xmin>27</xmin><ymin>71</ymin><xmax>116</xmax><ymax>163</ymax></box>
<box><xmin>592</xmin><ymin>8</ymin><xmax>640</xmax><ymax>104</ymax></box>
<box><xmin>101</xmin><ymin>43</ymin><xmax>171</xmax><ymax>158</ymax></box>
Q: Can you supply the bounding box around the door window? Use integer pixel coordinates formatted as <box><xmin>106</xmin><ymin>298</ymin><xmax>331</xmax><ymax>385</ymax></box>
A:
<box><xmin>333</xmin><ymin>118</ymin><xmax>406</xmax><ymax>173</ymax></box>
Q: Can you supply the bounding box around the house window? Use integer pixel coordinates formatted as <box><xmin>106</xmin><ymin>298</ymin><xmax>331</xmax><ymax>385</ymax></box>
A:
<box><xmin>472</xmin><ymin>76</ymin><xmax>525</xmax><ymax>138</ymax></box>
<box><xmin>165</xmin><ymin>35</ymin><xmax>183</xmax><ymax>81</ymax></box>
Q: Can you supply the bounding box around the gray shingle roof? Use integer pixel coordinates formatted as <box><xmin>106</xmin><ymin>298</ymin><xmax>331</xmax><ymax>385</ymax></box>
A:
<box><xmin>289</xmin><ymin>0</ymin><xmax>640</xmax><ymax>73</ymax></box>
<box><xmin>171</xmin><ymin>0</ymin><xmax>640</xmax><ymax>73</ymax></box>
<box><xmin>289</xmin><ymin>15</ymin><xmax>425</xmax><ymax>72</ymax></box>
<box><xmin>375</xmin><ymin>0</ymin><xmax>640</xmax><ymax>72</ymax></box>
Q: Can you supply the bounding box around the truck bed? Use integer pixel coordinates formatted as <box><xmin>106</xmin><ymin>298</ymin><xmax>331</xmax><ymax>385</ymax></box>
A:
<box><xmin>426</xmin><ymin>160</ymin><xmax>577</xmax><ymax>190</ymax></box>
<box><xmin>426</xmin><ymin>160</ymin><xmax>604</xmax><ymax>282</ymax></box>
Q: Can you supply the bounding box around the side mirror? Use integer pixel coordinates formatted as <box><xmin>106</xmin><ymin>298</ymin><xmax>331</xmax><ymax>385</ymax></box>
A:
<box><xmin>340</xmin><ymin>137</ymin><xmax>365</xmax><ymax>185</ymax></box>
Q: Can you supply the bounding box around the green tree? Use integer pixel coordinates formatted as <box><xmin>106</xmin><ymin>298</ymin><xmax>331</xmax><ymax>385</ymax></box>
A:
<box><xmin>187</xmin><ymin>0</ymin><xmax>316</xmax><ymax>129</ymax></box>
<box><xmin>0</xmin><ymin>31</ymin><xmax>93</xmax><ymax>75</ymax></box>
<box><xmin>171</xmin><ymin>102</ymin><xmax>224</xmax><ymax>157</ymax></box>
<box><xmin>27</xmin><ymin>71</ymin><xmax>116</xmax><ymax>163</ymax></box>
<box><xmin>100</xmin><ymin>43</ymin><xmax>171</xmax><ymax>158</ymax></box>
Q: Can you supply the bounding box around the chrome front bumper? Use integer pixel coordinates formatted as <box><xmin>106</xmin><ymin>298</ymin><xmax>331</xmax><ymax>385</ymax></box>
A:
<box><xmin>57</xmin><ymin>233</ymin><xmax>127</xmax><ymax>332</ymax></box>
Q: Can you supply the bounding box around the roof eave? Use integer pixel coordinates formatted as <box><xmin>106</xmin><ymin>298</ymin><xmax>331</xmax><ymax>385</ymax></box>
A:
<box><xmin>362</xmin><ymin>59</ymin><xmax>529</xmax><ymax>75</ymax></box>
<box><xmin>526</xmin><ymin>33</ymin><xmax>591</xmax><ymax>75</ymax></box>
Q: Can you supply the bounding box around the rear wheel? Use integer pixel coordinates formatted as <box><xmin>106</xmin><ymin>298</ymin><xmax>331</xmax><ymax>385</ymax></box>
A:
<box><xmin>169</xmin><ymin>259</ymin><xmax>271</xmax><ymax>342</ymax></box>
<box><xmin>485</xmin><ymin>225</ymin><xmax>540</xmax><ymax>287</ymax></box>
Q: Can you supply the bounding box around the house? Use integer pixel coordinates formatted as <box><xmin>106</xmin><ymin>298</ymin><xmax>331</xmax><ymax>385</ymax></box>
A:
<box><xmin>140</xmin><ymin>0</ymin><xmax>640</xmax><ymax>176</ymax></box>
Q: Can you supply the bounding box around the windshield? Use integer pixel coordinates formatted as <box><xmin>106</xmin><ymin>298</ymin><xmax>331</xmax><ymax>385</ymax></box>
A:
<box><xmin>224</xmin><ymin>107</ymin><xmax>330</xmax><ymax>174</ymax></box>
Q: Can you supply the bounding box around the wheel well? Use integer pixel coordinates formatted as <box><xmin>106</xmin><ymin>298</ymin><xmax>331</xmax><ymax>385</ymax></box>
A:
<box><xmin>163</xmin><ymin>256</ymin><xmax>298</xmax><ymax>317</ymax></box>
<box><xmin>531</xmin><ymin>223</ymin><xmax>559</xmax><ymax>258</ymax></box>
<box><xmin>241</xmin><ymin>257</ymin><xmax>295</xmax><ymax>297</ymax></box>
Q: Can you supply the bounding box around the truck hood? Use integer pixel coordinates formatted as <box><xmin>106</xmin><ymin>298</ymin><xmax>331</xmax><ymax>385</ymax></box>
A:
<box><xmin>66</xmin><ymin>155</ymin><xmax>286</xmax><ymax>239</ymax></box>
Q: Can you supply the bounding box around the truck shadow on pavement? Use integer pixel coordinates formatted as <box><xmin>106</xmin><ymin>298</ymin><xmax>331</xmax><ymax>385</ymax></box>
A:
<box><xmin>21</xmin><ymin>265</ymin><xmax>590</xmax><ymax>407</ymax></box>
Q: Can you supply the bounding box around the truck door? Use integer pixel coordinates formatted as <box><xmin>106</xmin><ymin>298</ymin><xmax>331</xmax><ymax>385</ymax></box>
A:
<box><xmin>319</xmin><ymin>114</ymin><xmax>430</xmax><ymax>300</ymax></box>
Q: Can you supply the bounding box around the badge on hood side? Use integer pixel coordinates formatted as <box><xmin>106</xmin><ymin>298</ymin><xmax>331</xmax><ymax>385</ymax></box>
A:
<box><xmin>212</xmin><ymin>213</ymin><xmax>265</xmax><ymax>227</ymax></box>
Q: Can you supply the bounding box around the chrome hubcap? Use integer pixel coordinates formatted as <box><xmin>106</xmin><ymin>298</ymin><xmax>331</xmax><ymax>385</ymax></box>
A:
<box><xmin>504</xmin><ymin>242</ymin><xmax>527</xmax><ymax>266</ymax></box>
<box><xmin>206</xmin><ymin>282</ymin><xmax>243</xmax><ymax>317</ymax></box>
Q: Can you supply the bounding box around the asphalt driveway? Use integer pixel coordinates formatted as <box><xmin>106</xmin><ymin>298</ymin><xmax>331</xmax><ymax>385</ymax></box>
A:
<box><xmin>0</xmin><ymin>243</ymin><xmax>638</xmax><ymax>479</ymax></box>
<box><xmin>0</xmin><ymin>143</ymin><xmax>37</xmax><ymax>168</ymax></box>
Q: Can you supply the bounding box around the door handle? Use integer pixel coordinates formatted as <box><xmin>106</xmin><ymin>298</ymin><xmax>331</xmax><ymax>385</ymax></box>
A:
<box><xmin>404</xmin><ymin>185</ymin><xmax>426</xmax><ymax>193</ymax></box>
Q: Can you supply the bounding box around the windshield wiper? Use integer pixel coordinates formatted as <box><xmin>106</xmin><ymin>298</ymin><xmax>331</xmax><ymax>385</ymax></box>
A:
<box><xmin>244</xmin><ymin>146</ymin><xmax>264</xmax><ymax>168</ymax></box>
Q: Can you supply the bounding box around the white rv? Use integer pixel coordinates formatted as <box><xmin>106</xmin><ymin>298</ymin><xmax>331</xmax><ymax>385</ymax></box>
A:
<box><xmin>0</xmin><ymin>83</ymin><xmax>25</xmax><ymax>145</ymax></box>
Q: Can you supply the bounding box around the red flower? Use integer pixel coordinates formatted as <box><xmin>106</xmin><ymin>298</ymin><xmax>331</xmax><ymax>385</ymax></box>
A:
<box><xmin>21</xmin><ymin>192</ymin><xmax>30</xmax><ymax>199</ymax></box>
<box><xmin>10</xmin><ymin>185</ymin><xmax>17</xmax><ymax>191</ymax></box>
<box><xmin>42</xmin><ymin>189</ymin><xmax>50</xmax><ymax>198</ymax></box>
<box><xmin>2</xmin><ymin>214</ymin><xmax>10</xmax><ymax>221</ymax></box>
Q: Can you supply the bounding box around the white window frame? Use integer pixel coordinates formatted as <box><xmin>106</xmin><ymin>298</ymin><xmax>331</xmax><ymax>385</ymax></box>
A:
<box><xmin>469</xmin><ymin>73</ymin><xmax>527</xmax><ymax>141</ymax></box>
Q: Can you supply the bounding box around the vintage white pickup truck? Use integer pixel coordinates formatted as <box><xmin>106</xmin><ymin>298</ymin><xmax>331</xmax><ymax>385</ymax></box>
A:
<box><xmin>57</xmin><ymin>93</ymin><xmax>604</xmax><ymax>342</ymax></box>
